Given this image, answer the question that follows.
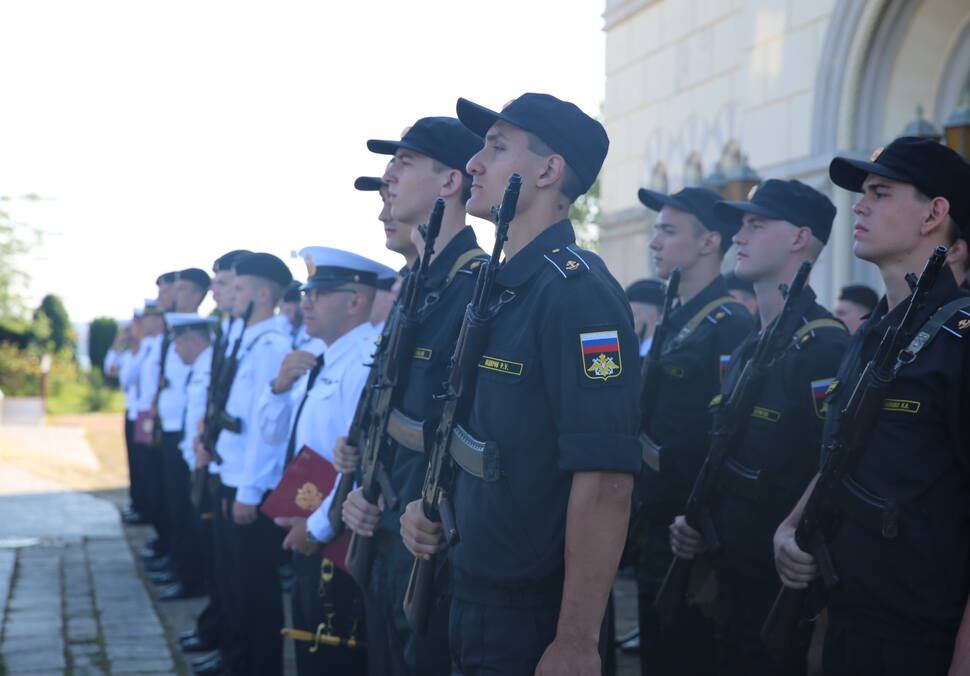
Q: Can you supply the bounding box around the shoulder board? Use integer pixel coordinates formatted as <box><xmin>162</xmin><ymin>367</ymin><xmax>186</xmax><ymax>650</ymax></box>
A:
<box><xmin>448</xmin><ymin>248</ymin><xmax>488</xmax><ymax>283</ymax></box>
<box><xmin>543</xmin><ymin>244</ymin><xmax>591</xmax><ymax>279</ymax></box>
<box><xmin>666</xmin><ymin>296</ymin><xmax>745</xmax><ymax>352</ymax></box>
<box><xmin>791</xmin><ymin>318</ymin><xmax>848</xmax><ymax>348</ymax></box>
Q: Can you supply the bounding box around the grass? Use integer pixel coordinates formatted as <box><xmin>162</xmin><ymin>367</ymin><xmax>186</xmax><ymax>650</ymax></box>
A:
<box><xmin>46</xmin><ymin>382</ymin><xmax>125</xmax><ymax>416</ymax></box>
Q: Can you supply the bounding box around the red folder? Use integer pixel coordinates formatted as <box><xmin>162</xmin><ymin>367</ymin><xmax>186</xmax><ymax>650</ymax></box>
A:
<box><xmin>261</xmin><ymin>445</ymin><xmax>351</xmax><ymax>572</ymax></box>
<box><xmin>134</xmin><ymin>410</ymin><xmax>155</xmax><ymax>445</ymax></box>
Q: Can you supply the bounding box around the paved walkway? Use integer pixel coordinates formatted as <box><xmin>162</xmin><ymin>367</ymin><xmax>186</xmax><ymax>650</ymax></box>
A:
<box><xmin>0</xmin><ymin>422</ymin><xmax>179</xmax><ymax>676</ymax></box>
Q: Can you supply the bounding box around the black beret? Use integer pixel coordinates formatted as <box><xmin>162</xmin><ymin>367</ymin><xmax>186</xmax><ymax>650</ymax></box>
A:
<box><xmin>155</xmin><ymin>271</ymin><xmax>177</xmax><ymax>285</ymax></box>
<box><xmin>212</xmin><ymin>249</ymin><xmax>253</xmax><ymax>273</ymax></box>
<box><xmin>177</xmin><ymin>268</ymin><xmax>211</xmax><ymax>290</ymax></box>
<box><xmin>233</xmin><ymin>252</ymin><xmax>293</xmax><ymax>288</ymax></box>
<box><xmin>829</xmin><ymin>136</ymin><xmax>970</xmax><ymax>233</ymax></box>
<box><xmin>354</xmin><ymin>176</ymin><xmax>384</xmax><ymax>191</ymax></box>
<box><xmin>639</xmin><ymin>186</ymin><xmax>739</xmax><ymax>252</ymax></box>
<box><xmin>715</xmin><ymin>179</ymin><xmax>837</xmax><ymax>244</ymax></box>
<box><xmin>839</xmin><ymin>284</ymin><xmax>879</xmax><ymax>311</ymax></box>
<box><xmin>282</xmin><ymin>280</ymin><xmax>302</xmax><ymax>304</ymax></box>
<box><xmin>724</xmin><ymin>272</ymin><xmax>755</xmax><ymax>296</ymax></box>
<box><xmin>368</xmin><ymin>117</ymin><xmax>482</xmax><ymax>175</ymax></box>
<box><xmin>457</xmin><ymin>93</ymin><xmax>608</xmax><ymax>197</ymax></box>
<box><xmin>625</xmin><ymin>278</ymin><xmax>666</xmax><ymax>307</ymax></box>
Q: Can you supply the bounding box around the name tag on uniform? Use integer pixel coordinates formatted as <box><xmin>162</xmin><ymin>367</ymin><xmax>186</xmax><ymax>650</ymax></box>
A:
<box><xmin>750</xmin><ymin>406</ymin><xmax>781</xmax><ymax>423</ymax></box>
<box><xmin>414</xmin><ymin>347</ymin><xmax>433</xmax><ymax>361</ymax></box>
<box><xmin>478</xmin><ymin>355</ymin><xmax>524</xmax><ymax>376</ymax></box>
<box><xmin>883</xmin><ymin>398</ymin><xmax>920</xmax><ymax>414</ymax></box>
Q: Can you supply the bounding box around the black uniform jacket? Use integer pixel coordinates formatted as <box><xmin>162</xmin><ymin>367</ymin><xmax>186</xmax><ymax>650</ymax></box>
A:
<box><xmin>823</xmin><ymin>270</ymin><xmax>970</xmax><ymax>645</ymax></box>
<box><xmin>450</xmin><ymin>219</ymin><xmax>641</xmax><ymax>603</ymax></box>
<box><xmin>710</xmin><ymin>288</ymin><xmax>849</xmax><ymax>578</ymax></box>
<box><xmin>641</xmin><ymin>275</ymin><xmax>755</xmax><ymax>524</ymax></box>
<box><xmin>379</xmin><ymin>227</ymin><xmax>485</xmax><ymax>536</ymax></box>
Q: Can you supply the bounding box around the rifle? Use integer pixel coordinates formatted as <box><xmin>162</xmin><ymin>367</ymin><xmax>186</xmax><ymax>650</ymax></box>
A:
<box><xmin>402</xmin><ymin>173</ymin><xmax>522</xmax><ymax>634</ymax></box>
<box><xmin>201</xmin><ymin>302</ymin><xmax>253</xmax><ymax>463</ymax></box>
<box><xmin>343</xmin><ymin>198</ymin><xmax>445</xmax><ymax>589</ymax></box>
<box><xmin>761</xmin><ymin>246</ymin><xmax>948</xmax><ymax>665</ymax></box>
<box><xmin>654</xmin><ymin>260</ymin><xmax>812</xmax><ymax>628</ymax></box>
<box><xmin>190</xmin><ymin>305</ymin><xmax>251</xmax><ymax>511</ymax></box>
<box><xmin>150</xmin><ymin>311</ymin><xmax>173</xmax><ymax>448</ymax></box>
<box><xmin>639</xmin><ymin>267</ymin><xmax>681</xmax><ymax>434</ymax></box>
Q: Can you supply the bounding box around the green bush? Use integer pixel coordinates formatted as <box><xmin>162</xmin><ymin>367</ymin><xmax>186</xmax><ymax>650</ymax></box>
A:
<box><xmin>0</xmin><ymin>342</ymin><xmax>41</xmax><ymax>395</ymax></box>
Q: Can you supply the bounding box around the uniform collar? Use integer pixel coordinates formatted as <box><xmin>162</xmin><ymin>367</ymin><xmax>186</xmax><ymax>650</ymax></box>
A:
<box><xmin>323</xmin><ymin>321</ymin><xmax>372</xmax><ymax>366</ymax></box>
<box><xmin>196</xmin><ymin>345</ymin><xmax>213</xmax><ymax>367</ymax></box>
<box><xmin>861</xmin><ymin>266</ymin><xmax>962</xmax><ymax>341</ymax></box>
<box><xmin>422</xmin><ymin>226</ymin><xmax>479</xmax><ymax>289</ymax></box>
<box><xmin>496</xmin><ymin>219</ymin><xmax>576</xmax><ymax>289</ymax></box>
<box><xmin>242</xmin><ymin>315</ymin><xmax>281</xmax><ymax>341</ymax></box>
<box><xmin>669</xmin><ymin>274</ymin><xmax>731</xmax><ymax>329</ymax></box>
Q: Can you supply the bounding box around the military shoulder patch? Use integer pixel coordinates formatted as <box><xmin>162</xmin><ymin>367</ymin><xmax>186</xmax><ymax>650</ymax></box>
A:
<box><xmin>811</xmin><ymin>378</ymin><xmax>836</xmax><ymax>419</ymax></box>
<box><xmin>580</xmin><ymin>330</ymin><xmax>623</xmax><ymax>381</ymax></box>
<box><xmin>719</xmin><ymin>355</ymin><xmax>731</xmax><ymax>384</ymax></box>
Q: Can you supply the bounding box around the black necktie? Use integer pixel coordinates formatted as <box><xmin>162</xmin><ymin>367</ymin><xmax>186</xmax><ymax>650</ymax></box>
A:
<box><xmin>283</xmin><ymin>354</ymin><xmax>325</xmax><ymax>467</ymax></box>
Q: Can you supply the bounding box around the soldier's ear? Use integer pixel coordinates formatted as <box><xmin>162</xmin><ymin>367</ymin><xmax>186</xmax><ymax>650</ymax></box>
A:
<box><xmin>920</xmin><ymin>196</ymin><xmax>952</xmax><ymax>238</ymax></box>
<box><xmin>535</xmin><ymin>154</ymin><xmax>566</xmax><ymax>190</ymax></box>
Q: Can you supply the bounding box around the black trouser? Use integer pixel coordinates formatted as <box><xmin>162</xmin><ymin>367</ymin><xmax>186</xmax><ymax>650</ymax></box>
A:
<box><xmin>713</xmin><ymin>566</ymin><xmax>806</xmax><ymax>676</ymax></box>
<box><xmin>366</xmin><ymin>534</ymin><xmax>451</xmax><ymax>676</ymax></box>
<box><xmin>213</xmin><ymin>481</ymin><xmax>284</xmax><ymax>676</ymax></box>
<box><xmin>138</xmin><ymin>439</ymin><xmax>170</xmax><ymax>555</ymax></box>
<box><xmin>194</xmin><ymin>473</ymin><xmax>221</xmax><ymax>645</ymax></box>
<box><xmin>636</xmin><ymin>517</ymin><xmax>715</xmax><ymax>676</ymax></box>
<box><xmin>822</xmin><ymin>623</ymin><xmax>953</xmax><ymax>675</ymax></box>
<box><xmin>123</xmin><ymin>415</ymin><xmax>147</xmax><ymax>513</ymax></box>
<box><xmin>160</xmin><ymin>431</ymin><xmax>204</xmax><ymax>590</ymax></box>
<box><xmin>291</xmin><ymin>550</ymin><xmax>367</xmax><ymax>676</ymax></box>
<box><xmin>449</xmin><ymin>598</ymin><xmax>558</xmax><ymax>676</ymax></box>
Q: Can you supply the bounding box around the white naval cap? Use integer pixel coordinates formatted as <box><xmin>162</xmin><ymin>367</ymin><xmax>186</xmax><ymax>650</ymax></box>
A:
<box><xmin>164</xmin><ymin>312</ymin><xmax>217</xmax><ymax>329</ymax></box>
<box><xmin>142</xmin><ymin>299</ymin><xmax>163</xmax><ymax>315</ymax></box>
<box><xmin>298</xmin><ymin>246</ymin><xmax>397</xmax><ymax>292</ymax></box>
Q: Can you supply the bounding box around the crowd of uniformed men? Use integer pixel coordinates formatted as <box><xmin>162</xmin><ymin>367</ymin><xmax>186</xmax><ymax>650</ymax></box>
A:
<box><xmin>101</xmin><ymin>92</ymin><xmax>970</xmax><ymax>676</ymax></box>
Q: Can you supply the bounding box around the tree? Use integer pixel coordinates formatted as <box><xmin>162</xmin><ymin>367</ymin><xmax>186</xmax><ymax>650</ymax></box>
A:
<box><xmin>35</xmin><ymin>294</ymin><xmax>74</xmax><ymax>353</ymax></box>
<box><xmin>0</xmin><ymin>195</ymin><xmax>42</xmax><ymax>319</ymax></box>
<box><xmin>88</xmin><ymin>317</ymin><xmax>118</xmax><ymax>373</ymax></box>
<box><xmin>569</xmin><ymin>175</ymin><xmax>601</xmax><ymax>251</ymax></box>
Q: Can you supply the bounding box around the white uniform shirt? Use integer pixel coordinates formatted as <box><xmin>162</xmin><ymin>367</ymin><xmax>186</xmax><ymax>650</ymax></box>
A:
<box><xmin>214</xmin><ymin>316</ymin><xmax>291</xmax><ymax>505</ymax></box>
<box><xmin>135</xmin><ymin>334</ymin><xmax>163</xmax><ymax>413</ymax></box>
<box><xmin>256</xmin><ymin>321</ymin><xmax>374</xmax><ymax>542</ymax></box>
<box><xmin>157</xmin><ymin>342</ymin><xmax>191</xmax><ymax>432</ymax></box>
<box><xmin>640</xmin><ymin>335</ymin><xmax>653</xmax><ymax>358</ymax></box>
<box><xmin>119</xmin><ymin>348</ymin><xmax>144</xmax><ymax>419</ymax></box>
<box><xmin>179</xmin><ymin>346</ymin><xmax>213</xmax><ymax>469</ymax></box>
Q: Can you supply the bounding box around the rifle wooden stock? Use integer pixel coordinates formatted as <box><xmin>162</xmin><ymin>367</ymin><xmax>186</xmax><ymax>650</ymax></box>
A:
<box><xmin>344</xmin><ymin>199</ymin><xmax>444</xmax><ymax>590</ymax></box>
<box><xmin>761</xmin><ymin>247</ymin><xmax>948</xmax><ymax>665</ymax></box>
<box><xmin>403</xmin><ymin>174</ymin><xmax>521</xmax><ymax>634</ymax></box>
<box><xmin>656</xmin><ymin>261</ymin><xmax>812</xmax><ymax>628</ymax></box>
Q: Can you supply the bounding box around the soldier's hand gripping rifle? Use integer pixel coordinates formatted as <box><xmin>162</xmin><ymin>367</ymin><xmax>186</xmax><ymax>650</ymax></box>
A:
<box><xmin>639</xmin><ymin>267</ymin><xmax>681</xmax><ymax>445</ymax></box>
<box><xmin>655</xmin><ymin>260</ymin><xmax>813</xmax><ymax>628</ymax></box>
<box><xmin>402</xmin><ymin>174</ymin><xmax>522</xmax><ymax>635</ymax></box>
<box><xmin>343</xmin><ymin>198</ymin><xmax>445</xmax><ymax>589</ymax></box>
<box><xmin>761</xmin><ymin>246</ymin><xmax>948</xmax><ymax>665</ymax></box>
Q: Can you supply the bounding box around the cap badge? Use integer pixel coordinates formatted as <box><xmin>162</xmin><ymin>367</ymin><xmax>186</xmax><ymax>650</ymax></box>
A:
<box><xmin>565</xmin><ymin>260</ymin><xmax>580</xmax><ymax>271</ymax></box>
<box><xmin>958</xmin><ymin>318</ymin><xmax>970</xmax><ymax>331</ymax></box>
<box><xmin>304</xmin><ymin>255</ymin><xmax>317</xmax><ymax>277</ymax></box>
<box><xmin>747</xmin><ymin>184</ymin><xmax>759</xmax><ymax>200</ymax></box>
<box><xmin>353</xmin><ymin>274</ymin><xmax>360</xmax><ymax>282</ymax></box>
<box><xmin>870</xmin><ymin>146</ymin><xmax>884</xmax><ymax>162</ymax></box>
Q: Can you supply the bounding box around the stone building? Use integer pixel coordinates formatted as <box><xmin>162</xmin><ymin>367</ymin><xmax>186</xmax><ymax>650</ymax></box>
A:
<box><xmin>599</xmin><ymin>0</ymin><xmax>970</xmax><ymax>303</ymax></box>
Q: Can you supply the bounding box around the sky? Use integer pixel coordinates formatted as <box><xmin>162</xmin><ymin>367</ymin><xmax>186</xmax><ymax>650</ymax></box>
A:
<box><xmin>0</xmin><ymin>1</ymin><xmax>606</xmax><ymax>322</ymax></box>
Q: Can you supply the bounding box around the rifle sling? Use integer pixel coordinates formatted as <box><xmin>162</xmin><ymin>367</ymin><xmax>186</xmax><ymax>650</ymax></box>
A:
<box><xmin>895</xmin><ymin>297</ymin><xmax>970</xmax><ymax>371</ymax></box>
<box><xmin>792</xmin><ymin>318</ymin><xmax>847</xmax><ymax>343</ymax></box>
<box><xmin>665</xmin><ymin>296</ymin><xmax>744</xmax><ymax>353</ymax></box>
<box><xmin>448</xmin><ymin>424</ymin><xmax>500</xmax><ymax>482</ymax></box>
<box><xmin>386</xmin><ymin>408</ymin><xmax>425</xmax><ymax>453</ymax></box>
